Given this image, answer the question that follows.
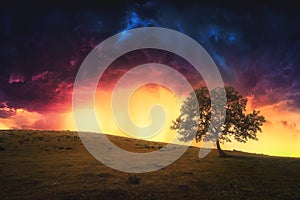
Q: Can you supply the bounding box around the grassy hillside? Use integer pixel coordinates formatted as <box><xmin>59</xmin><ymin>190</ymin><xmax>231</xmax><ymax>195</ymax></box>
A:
<box><xmin>0</xmin><ymin>130</ymin><xmax>299</xmax><ymax>200</ymax></box>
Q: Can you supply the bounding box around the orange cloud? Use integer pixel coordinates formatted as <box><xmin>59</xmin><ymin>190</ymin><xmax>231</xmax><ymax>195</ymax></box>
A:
<box><xmin>0</xmin><ymin>108</ymin><xmax>74</xmax><ymax>131</ymax></box>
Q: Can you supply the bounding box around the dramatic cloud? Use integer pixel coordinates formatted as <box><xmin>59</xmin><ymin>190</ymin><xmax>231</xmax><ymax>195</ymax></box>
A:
<box><xmin>0</xmin><ymin>0</ymin><xmax>299</xmax><ymax>157</ymax></box>
<box><xmin>9</xmin><ymin>74</ymin><xmax>24</xmax><ymax>84</ymax></box>
<box><xmin>32</xmin><ymin>71</ymin><xmax>49</xmax><ymax>81</ymax></box>
<box><xmin>0</xmin><ymin>0</ymin><xmax>299</xmax><ymax>121</ymax></box>
<box><xmin>0</xmin><ymin>102</ymin><xmax>16</xmax><ymax>118</ymax></box>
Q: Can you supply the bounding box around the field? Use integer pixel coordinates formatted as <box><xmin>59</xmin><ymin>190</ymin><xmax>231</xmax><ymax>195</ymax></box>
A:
<box><xmin>0</xmin><ymin>130</ymin><xmax>300</xmax><ymax>199</ymax></box>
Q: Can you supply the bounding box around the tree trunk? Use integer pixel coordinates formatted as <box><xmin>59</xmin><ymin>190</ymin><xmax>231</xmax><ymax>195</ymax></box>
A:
<box><xmin>216</xmin><ymin>139</ymin><xmax>227</xmax><ymax>158</ymax></box>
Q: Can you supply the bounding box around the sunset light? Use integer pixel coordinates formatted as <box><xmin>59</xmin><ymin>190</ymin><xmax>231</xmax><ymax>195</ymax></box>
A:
<box><xmin>1</xmin><ymin>1</ymin><xmax>300</xmax><ymax>199</ymax></box>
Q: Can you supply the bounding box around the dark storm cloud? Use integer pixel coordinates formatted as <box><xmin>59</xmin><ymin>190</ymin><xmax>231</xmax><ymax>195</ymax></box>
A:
<box><xmin>0</xmin><ymin>0</ymin><xmax>299</xmax><ymax>118</ymax></box>
<box><xmin>120</xmin><ymin>1</ymin><xmax>300</xmax><ymax>109</ymax></box>
<box><xmin>155</xmin><ymin>1</ymin><xmax>300</xmax><ymax>109</ymax></box>
<box><xmin>0</xmin><ymin>1</ymin><xmax>118</xmax><ymax>114</ymax></box>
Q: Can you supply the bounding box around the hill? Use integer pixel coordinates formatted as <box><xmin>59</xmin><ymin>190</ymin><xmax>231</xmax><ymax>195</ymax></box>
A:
<box><xmin>0</xmin><ymin>130</ymin><xmax>299</xmax><ymax>199</ymax></box>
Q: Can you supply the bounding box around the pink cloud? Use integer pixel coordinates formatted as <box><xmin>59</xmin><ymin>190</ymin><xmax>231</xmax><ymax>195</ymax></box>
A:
<box><xmin>70</xmin><ymin>59</ymin><xmax>76</xmax><ymax>66</ymax></box>
<box><xmin>9</xmin><ymin>74</ymin><xmax>24</xmax><ymax>84</ymax></box>
<box><xmin>32</xmin><ymin>71</ymin><xmax>49</xmax><ymax>81</ymax></box>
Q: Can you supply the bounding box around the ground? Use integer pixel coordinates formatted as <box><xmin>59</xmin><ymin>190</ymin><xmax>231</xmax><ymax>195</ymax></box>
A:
<box><xmin>0</xmin><ymin>130</ymin><xmax>299</xmax><ymax>200</ymax></box>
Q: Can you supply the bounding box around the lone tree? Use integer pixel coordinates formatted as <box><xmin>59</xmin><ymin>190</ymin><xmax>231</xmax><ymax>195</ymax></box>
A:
<box><xmin>170</xmin><ymin>86</ymin><xmax>265</xmax><ymax>157</ymax></box>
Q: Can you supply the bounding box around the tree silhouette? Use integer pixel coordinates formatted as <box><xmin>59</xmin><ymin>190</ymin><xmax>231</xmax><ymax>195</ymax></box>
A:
<box><xmin>170</xmin><ymin>86</ymin><xmax>266</xmax><ymax>157</ymax></box>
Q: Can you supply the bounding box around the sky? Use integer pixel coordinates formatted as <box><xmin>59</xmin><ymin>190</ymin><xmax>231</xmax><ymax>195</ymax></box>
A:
<box><xmin>0</xmin><ymin>0</ymin><xmax>299</xmax><ymax>157</ymax></box>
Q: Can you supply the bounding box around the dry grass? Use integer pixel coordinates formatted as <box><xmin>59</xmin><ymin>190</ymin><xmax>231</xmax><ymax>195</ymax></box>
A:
<box><xmin>0</xmin><ymin>130</ymin><xmax>299</xmax><ymax>200</ymax></box>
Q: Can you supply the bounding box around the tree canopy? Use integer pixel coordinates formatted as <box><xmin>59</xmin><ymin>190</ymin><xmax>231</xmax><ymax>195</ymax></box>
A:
<box><xmin>170</xmin><ymin>86</ymin><xmax>266</xmax><ymax>157</ymax></box>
